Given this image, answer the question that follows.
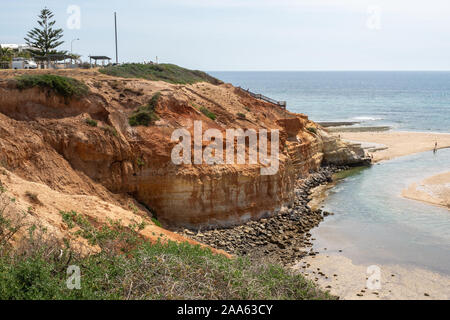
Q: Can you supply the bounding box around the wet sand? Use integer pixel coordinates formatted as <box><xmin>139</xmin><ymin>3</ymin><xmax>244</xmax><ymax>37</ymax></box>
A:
<box><xmin>402</xmin><ymin>172</ymin><xmax>450</xmax><ymax>209</ymax></box>
<box><xmin>293</xmin><ymin>254</ymin><xmax>450</xmax><ymax>300</ymax></box>
<box><xmin>336</xmin><ymin>131</ymin><xmax>450</xmax><ymax>162</ymax></box>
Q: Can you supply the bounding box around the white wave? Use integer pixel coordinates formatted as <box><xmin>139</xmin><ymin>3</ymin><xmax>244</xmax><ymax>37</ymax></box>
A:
<box><xmin>352</xmin><ymin>116</ymin><xmax>383</xmax><ymax>121</ymax></box>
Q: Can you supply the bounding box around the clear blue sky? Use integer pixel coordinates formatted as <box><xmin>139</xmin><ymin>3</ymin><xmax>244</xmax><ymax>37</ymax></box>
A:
<box><xmin>1</xmin><ymin>0</ymin><xmax>450</xmax><ymax>70</ymax></box>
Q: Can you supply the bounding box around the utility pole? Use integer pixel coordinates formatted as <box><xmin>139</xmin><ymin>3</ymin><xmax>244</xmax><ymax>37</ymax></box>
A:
<box><xmin>70</xmin><ymin>38</ymin><xmax>80</xmax><ymax>65</ymax></box>
<box><xmin>114</xmin><ymin>12</ymin><xmax>118</xmax><ymax>64</ymax></box>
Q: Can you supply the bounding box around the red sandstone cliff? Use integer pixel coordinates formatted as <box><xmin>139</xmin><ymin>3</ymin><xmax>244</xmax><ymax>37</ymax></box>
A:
<box><xmin>0</xmin><ymin>69</ymin><xmax>367</xmax><ymax>248</ymax></box>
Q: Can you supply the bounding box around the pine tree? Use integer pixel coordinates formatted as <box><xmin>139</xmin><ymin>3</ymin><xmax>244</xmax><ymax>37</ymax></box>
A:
<box><xmin>24</xmin><ymin>8</ymin><xmax>64</xmax><ymax>56</ymax></box>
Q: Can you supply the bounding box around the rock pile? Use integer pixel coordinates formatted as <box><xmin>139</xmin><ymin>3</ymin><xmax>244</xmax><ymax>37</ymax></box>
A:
<box><xmin>178</xmin><ymin>166</ymin><xmax>347</xmax><ymax>265</ymax></box>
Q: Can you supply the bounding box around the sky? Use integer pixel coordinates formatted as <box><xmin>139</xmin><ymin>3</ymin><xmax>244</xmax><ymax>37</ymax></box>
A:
<box><xmin>1</xmin><ymin>0</ymin><xmax>450</xmax><ymax>71</ymax></box>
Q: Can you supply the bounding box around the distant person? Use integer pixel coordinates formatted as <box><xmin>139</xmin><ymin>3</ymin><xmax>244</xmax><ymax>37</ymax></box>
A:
<box><xmin>433</xmin><ymin>141</ymin><xmax>437</xmax><ymax>154</ymax></box>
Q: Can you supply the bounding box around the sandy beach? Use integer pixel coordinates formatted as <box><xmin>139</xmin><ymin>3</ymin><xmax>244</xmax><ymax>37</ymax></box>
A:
<box><xmin>337</xmin><ymin>131</ymin><xmax>450</xmax><ymax>162</ymax></box>
<box><xmin>293</xmin><ymin>254</ymin><xmax>450</xmax><ymax>300</ymax></box>
<box><xmin>402</xmin><ymin>172</ymin><xmax>450</xmax><ymax>209</ymax></box>
<box><xmin>333</xmin><ymin>130</ymin><xmax>450</xmax><ymax>209</ymax></box>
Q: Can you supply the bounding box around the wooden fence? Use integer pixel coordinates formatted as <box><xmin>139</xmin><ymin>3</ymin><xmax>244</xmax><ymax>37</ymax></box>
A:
<box><xmin>237</xmin><ymin>86</ymin><xmax>286</xmax><ymax>109</ymax></box>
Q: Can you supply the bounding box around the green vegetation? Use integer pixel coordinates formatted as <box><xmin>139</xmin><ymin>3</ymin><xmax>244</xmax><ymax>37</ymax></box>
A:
<box><xmin>333</xmin><ymin>166</ymin><xmax>368</xmax><ymax>180</ymax></box>
<box><xmin>99</xmin><ymin>63</ymin><xmax>222</xmax><ymax>85</ymax></box>
<box><xmin>151</xmin><ymin>217</ymin><xmax>162</xmax><ymax>228</ymax></box>
<box><xmin>237</xmin><ymin>112</ymin><xmax>246</xmax><ymax>119</ymax></box>
<box><xmin>0</xmin><ymin>186</ymin><xmax>334</xmax><ymax>300</ymax></box>
<box><xmin>200</xmin><ymin>107</ymin><xmax>216</xmax><ymax>121</ymax></box>
<box><xmin>101</xmin><ymin>125</ymin><xmax>118</xmax><ymax>137</ymax></box>
<box><xmin>136</xmin><ymin>158</ymin><xmax>145</xmax><ymax>167</ymax></box>
<box><xmin>128</xmin><ymin>93</ymin><xmax>160</xmax><ymax>127</ymax></box>
<box><xmin>15</xmin><ymin>74</ymin><xmax>89</xmax><ymax>99</ymax></box>
<box><xmin>84</xmin><ymin>118</ymin><xmax>98</xmax><ymax>127</ymax></box>
<box><xmin>306</xmin><ymin>127</ymin><xmax>317</xmax><ymax>134</ymax></box>
<box><xmin>24</xmin><ymin>8</ymin><xmax>64</xmax><ymax>57</ymax></box>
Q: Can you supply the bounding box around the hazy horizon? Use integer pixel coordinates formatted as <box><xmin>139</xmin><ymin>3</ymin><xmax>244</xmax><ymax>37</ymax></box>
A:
<box><xmin>2</xmin><ymin>0</ymin><xmax>450</xmax><ymax>71</ymax></box>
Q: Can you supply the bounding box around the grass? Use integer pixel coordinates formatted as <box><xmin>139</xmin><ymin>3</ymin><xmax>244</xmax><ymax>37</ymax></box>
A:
<box><xmin>0</xmin><ymin>239</ymin><xmax>336</xmax><ymax>300</ymax></box>
<box><xmin>200</xmin><ymin>107</ymin><xmax>216</xmax><ymax>121</ymax></box>
<box><xmin>307</xmin><ymin>127</ymin><xmax>317</xmax><ymax>134</ymax></box>
<box><xmin>237</xmin><ymin>112</ymin><xmax>246</xmax><ymax>119</ymax></box>
<box><xmin>99</xmin><ymin>63</ymin><xmax>222</xmax><ymax>85</ymax></box>
<box><xmin>84</xmin><ymin>118</ymin><xmax>98</xmax><ymax>127</ymax></box>
<box><xmin>101</xmin><ymin>125</ymin><xmax>118</xmax><ymax>137</ymax></box>
<box><xmin>15</xmin><ymin>74</ymin><xmax>89</xmax><ymax>99</ymax></box>
<box><xmin>0</xmin><ymin>182</ymin><xmax>333</xmax><ymax>300</ymax></box>
<box><xmin>0</xmin><ymin>195</ymin><xmax>335</xmax><ymax>300</ymax></box>
<box><xmin>151</xmin><ymin>217</ymin><xmax>162</xmax><ymax>228</ymax></box>
<box><xmin>129</xmin><ymin>93</ymin><xmax>160</xmax><ymax>127</ymax></box>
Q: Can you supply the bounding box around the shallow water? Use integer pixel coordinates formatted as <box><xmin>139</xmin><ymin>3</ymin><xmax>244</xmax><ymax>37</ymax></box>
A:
<box><xmin>311</xmin><ymin>148</ymin><xmax>450</xmax><ymax>275</ymax></box>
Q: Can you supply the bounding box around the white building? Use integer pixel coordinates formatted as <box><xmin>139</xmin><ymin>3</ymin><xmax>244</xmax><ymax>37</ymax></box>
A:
<box><xmin>0</xmin><ymin>44</ymin><xmax>34</xmax><ymax>52</ymax></box>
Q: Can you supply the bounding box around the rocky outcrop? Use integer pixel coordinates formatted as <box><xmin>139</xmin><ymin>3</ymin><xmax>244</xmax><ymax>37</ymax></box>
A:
<box><xmin>318</xmin><ymin>129</ymin><xmax>371</xmax><ymax>166</ymax></box>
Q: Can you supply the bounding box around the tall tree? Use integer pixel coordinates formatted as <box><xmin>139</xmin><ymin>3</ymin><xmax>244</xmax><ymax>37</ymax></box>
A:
<box><xmin>24</xmin><ymin>8</ymin><xmax>64</xmax><ymax>56</ymax></box>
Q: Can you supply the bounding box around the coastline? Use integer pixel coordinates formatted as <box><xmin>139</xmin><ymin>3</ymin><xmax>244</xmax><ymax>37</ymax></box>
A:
<box><xmin>336</xmin><ymin>130</ymin><xmax>450</xmax><ymax>162</ymax></box>
<box><xmin>335</xmin><ymin>129</ymin><xmax>450</xmax><ymax>209</ymax></box>
<box><xmin>301</xmin><ymin>128</ymin><xmax>450</xmax><ymax>299</ymax></box>
<box><xmin>179</xmin><ymin>129</ymin><xmax>450</xmax><ymax>299</ymax></box>
<box><xmin>402</xmin><ymin>171</ymin><xmax>450</xmax><ymax>209</ymax></box>
<box><xmin>177</xmin><ymin>166</ymin><xmax>346</xmax><ymax>266</ymax></box>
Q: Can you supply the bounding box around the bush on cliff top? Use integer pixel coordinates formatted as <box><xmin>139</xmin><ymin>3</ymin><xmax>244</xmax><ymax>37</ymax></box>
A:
<box><xmin>15</xmin><ymin>74</ymin><xmax>89</xmax><ymax>98</ymax></box>
<box><xmin>99</xmin><ymin>63</ymin><xmax>222</xmax><ymax>85</ymax></box>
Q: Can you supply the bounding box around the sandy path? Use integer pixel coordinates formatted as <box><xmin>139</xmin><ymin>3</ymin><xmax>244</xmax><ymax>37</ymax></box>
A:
<box><xmin>402</xmin><ymin>172</ymin><xmax>450</xmax><ymax>209</ymax></box>
<box><xmin>338</xmin><ymin>131</ymin><xmax>450</xmax><ymax>162</ymax></box>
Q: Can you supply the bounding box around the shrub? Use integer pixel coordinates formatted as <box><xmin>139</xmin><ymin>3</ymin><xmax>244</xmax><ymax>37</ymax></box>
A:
<box><xmin>0</xmin><ymin>207</ymin><xmax>336</xmax><ymax>300</ymax></box>
<box><xmin>15</xmin><ymin>74</ymin><xmax>89</xmax><ymax>98</ymax></box>
<box><xmin>151</xmin><ymin>217</ymin><xmax>162</xmax><ymax>228</ymax></box>
<box><xmin>101</xmin><ymin>125</ymin><xmax>118</xmax><ymax>137</ymax></box>
<box><xmin>200</xmin><ymin>107</ymin><xmax>216</xmax><ymax>121</ymax></box>
<box><xmin>128</xmin><ymin>93</ymin><xmax>160</xmax><ymax>127</ymax></box>
<box><xmin>237</xmin><ymin>112</ymin><xmax>246</xmax><ymax>119</ymax></box>
<box><xmin>85</xmin><ymin>118</ymin><xmax>97</xmax><ymax>127</ymax></box>
<box><xmin>307</xmin><ymin>127</ymin><xmax>317</xmax><ymax>134</ymax></box>
<box><xmin>99</xmin><ymin>63</ymin><xmax>222</xmax><ymax>85</ymax></box>
<box><xmin>136</xmin><ymin>158</ymin><xmax>145</xmax><ymax>167</ymax></box>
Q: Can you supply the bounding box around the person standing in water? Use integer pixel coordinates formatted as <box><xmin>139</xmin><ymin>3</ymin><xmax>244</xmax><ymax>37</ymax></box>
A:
<box><xmin>433</xmin><ymin>141</ymin><xmax>438</xmax><ymax>154</ymax></box>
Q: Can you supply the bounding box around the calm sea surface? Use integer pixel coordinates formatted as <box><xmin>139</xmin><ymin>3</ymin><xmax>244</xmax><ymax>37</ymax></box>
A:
<box><xmin>210</xmin><ymin>71</ymin><xmax>450</xmax><ymax>274</ymax></box>
<box><xmin>210</xmin><ymin>71</ymin><xmax>450</xmax><ymax>132</ymax></box>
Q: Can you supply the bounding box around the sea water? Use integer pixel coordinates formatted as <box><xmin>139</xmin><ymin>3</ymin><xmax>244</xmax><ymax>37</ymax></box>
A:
<box><xmin>210</xmin><ymin>71</ymin><xmax>450</xmax><ymax>132</ymax></box>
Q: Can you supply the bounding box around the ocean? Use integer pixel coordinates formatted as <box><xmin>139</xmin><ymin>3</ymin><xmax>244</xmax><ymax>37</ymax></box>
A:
<box><xmin>210</xmin><ymin>71</ymin><xmax>450</xmax><ymax>275</ymax></box>
<box><xmin>209</xmin><ymin>71</ymin><xmax>450</xmax><ymax>132</ymax></box>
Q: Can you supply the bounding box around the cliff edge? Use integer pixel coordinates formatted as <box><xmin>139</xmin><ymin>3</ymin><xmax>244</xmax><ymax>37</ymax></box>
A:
<box><xmin>0</xmin><ymin>66</ymin><xmax>369</xmax><ymax>250</ymax></box>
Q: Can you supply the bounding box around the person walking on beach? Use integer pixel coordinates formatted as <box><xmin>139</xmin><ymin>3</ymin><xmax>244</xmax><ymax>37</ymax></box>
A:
<box><xmin>433</xmin><ymin>141</ymin><xmax>438</xmax><ymax>154</ymax></box>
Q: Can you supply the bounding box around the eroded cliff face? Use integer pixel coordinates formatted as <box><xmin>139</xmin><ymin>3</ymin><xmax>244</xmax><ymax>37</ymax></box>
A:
<box><xmin>0</xmin><ymin>69</ymin><xmax>368</xmax><ymax>232</ymax></box>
